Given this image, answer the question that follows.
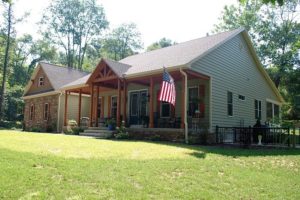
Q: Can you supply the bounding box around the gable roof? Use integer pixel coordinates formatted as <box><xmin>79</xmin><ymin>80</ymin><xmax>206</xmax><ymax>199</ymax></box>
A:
<box><xmin>120</xmin><ymin>28</ymin><xmax>244</xmax><ymax>76</ymax></box>
<box><xmin>23</xmin><ymin>62</ymin><xmax>89</xmax><ymax>96</ymax></box>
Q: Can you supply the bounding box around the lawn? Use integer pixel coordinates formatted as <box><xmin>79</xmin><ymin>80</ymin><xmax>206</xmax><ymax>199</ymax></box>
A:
<box><xmin>0</xmin><ymin>130</ymin><xmax>300</xmax><ymax>199</ymax></box>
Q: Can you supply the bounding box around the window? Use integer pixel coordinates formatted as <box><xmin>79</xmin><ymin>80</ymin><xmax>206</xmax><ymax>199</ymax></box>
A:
<box><xmin>161</xmin><ymin>102</ymin><xmax>171</xmax><ymax>118</ymax></box>
<box><xmin>38</xmin><ymin>77</ymin><xmax>44</xmax><ymax>86</ymax></box>
<box><xmin>188</xmin><ymin>87</ymin><xmax>199</xmax><ymax>117</ymax></box>
<box><xmin>266</xmin><ymin>101</ymin><xmax>280</xmax><ymax>122</ymax></box>
<box><xmin>238</xmin><ymin>95</ymin><xmax>245</xmax><ymax>101</ymax></box>
<box><xmin>44</xmin><ymin>103</ymin><xmax>49</xmax><ymax>120</ymax></box>
<box><xmin>111</xmin><ymin>96</ymin><xmax>117</xmax><ymax>119</ymax></box>
<box><xmin>227</xmin><ymin>91</ymin><xmax>233</xmax><ymax>116</ymax></box>
<box><xmin>255</xmin><ymin>99</ymin><xmax>262</xmax><ymax>119</ymax></box>
<box><xmin>30</xmin><ymin>104</ymin><xmax>34</xmax><ymax>120</ymax></box>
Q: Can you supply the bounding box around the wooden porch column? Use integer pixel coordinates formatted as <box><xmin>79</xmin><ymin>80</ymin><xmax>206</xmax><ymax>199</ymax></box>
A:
<box><xmin>77</xmin><ymin>89</ymin><xmax>82</xmax><ymax>126</ymax></box>
<box><xmin>64</xmin><ymin>90</ymin><xmax>68</xmax><ymax>126</ymax></box>
<box><xmin>117</xmin><ymin>79</ymin><xmax>121</xmax><ymax>127</ymax></box>
<box><xmin>108</xmin><ymin>96</ymin><xmax>111</xmax><ymax>118</ymax></box>
<box><xmin>95</xmin><ymin>86</ymin><xmax>99</xmax><ymax>127</ymax></box>
<box><xmin>181</xmin><ymin>76</ymin><xmax>186</xmax><ymax>129</ymax></box>
<box><xmin>89</xmin><ymin>84</ymin><xmax>94</xmax><ymax>127</ymax></box>
<box><xmin>149</xmin><ymin>77</ymin><xmax>154</xmax><ymax>128</ymax></box>
<box><xmin>123</xmin><ymin>80</ymin><xmax>127</xmax><ymax>124</ymax></box>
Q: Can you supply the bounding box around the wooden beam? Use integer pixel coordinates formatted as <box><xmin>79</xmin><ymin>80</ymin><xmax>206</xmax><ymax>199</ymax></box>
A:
<box><xmin>89</xmin><ymin>84</ymin><xmax>94</xmax><ymax>127</ymax></box>
<box><xmin>181</xmin><ymin>76</ymin><xmax>186</xmax><ymax>129</ymax></box>
<box><xmin>123</xmin><ymin>80</ymin><xmax>127</xmax><ymax>124</ymax></box>
<box><xmin>78</xmin><ymin>89</ymin><xmax>82</xmax><ymax>126</ymax></box>
<box><xmin>95</xmin><ymin>86</ymin><xmax>99</xmax><ymax>127</ymax></box>
<box><xmin>117</xmin><ymin>79</ymin><xmax>121</xmax><ymax>127</ymax></box>
<box><xmin>64</xmin><ymin>90</ymin><xmax>68</xmax><ymax>126</ymax></box>
<box><xmin>107</xmin><ymin>95</ymin><xmax>111</xmax><ymax>118</ymax></box>
<box><xmin>94</xmin><ymin>75</ymin><xmax>118</xmax><ymax>82</ymax></box>
<box><xmin>149</xmin><ymin>77</ymin><xmax>154</xmax><ymax>128</ymax></box>
<box><xmin>101</xmin><ymin>96</ymin><xmax>104</xmax><ymax>119</ymax></box>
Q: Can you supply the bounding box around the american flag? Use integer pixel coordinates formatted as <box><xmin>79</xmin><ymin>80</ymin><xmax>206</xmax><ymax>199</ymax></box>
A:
<box><xmin>159</xmin><ymin>68</ymin><xmax>176</xmax><ymax>106</ymax></box>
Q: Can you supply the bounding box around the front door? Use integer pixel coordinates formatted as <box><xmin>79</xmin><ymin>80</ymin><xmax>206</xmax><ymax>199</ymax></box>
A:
<box><xmin>129</xmin><ymin>90</ymin><xmax>148</xmax><ymax>125</ymax></box>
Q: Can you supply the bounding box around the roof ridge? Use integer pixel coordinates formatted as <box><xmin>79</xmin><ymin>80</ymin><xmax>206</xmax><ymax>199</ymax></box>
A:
<box><xmin>39</xmin><ymin>61</ymin><xmax>90</xmax><ymax>74</ymax></box>
<box><xmin>120</xmin><ymin>28</ymin><xmax>244</xmax><ymax>62</ymax></box>
<box><xmin>103</xmin><ymin>58</ymin><xmax>132</xmax><ymax>67</ymax></box>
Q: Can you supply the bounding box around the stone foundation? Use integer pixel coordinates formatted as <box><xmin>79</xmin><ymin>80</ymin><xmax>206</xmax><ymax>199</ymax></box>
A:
<box><xmin>127</xmin><ymin>128</ymin><xmax>185</xmax><ymax>142</ymax></box>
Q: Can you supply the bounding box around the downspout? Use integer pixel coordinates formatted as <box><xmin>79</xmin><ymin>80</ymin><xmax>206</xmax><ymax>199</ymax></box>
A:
<box><xmin>180</xmin><ymin>68</ymin><xmax>188</xmax><ymax>144</ymax></box>
<box><xmin>57</xmin><ymin>92</ymin><xmax>63</xmax><ymax>133</ymax></box>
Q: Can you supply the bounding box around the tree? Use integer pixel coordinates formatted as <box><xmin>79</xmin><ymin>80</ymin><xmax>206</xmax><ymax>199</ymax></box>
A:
<box><xmin>101</xmin><ymin>23</ymin><xmax>142</xmax><ymax>61</ymax></box>
<box><xmin>240</xmin><ymin>0</ymin><xmax>284</xmax><ymax>6</ymax></box>
<box><xmin>40</xmin><ymin>0</ymin><xmax>108</xmax><ymax>69</ymax></box>
<box><xmin>146</xmin><ymin>38</ymin><xmax>176</xmax><ymax>51</ymax></box>
<box><xmin>0</xmin><ymin>0</ymin><xmax>12</xmax><ymax>119</ymax></box>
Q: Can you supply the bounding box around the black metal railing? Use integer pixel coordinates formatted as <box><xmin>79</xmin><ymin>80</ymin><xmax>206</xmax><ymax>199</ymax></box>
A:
<box><xmin>215</xmin><ymin>126</ymin><xmax>299</xmax><ymax>147</ymax></box>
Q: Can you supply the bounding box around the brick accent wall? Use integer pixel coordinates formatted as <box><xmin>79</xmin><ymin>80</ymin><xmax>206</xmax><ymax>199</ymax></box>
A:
<box><xmin>24</xmin><ymin>94</ymin><xmax>59</xmax><ymax>132</ymax></box>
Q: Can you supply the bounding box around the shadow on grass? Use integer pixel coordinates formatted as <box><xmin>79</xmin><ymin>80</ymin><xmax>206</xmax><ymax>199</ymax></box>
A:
<box><xmin>106</xmin><ymin>139</ymin><xmax>300</xmax><ymax>158</ymax></box>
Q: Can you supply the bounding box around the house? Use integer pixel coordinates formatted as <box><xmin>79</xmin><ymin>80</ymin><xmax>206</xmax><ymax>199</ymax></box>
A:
<box><xmin>23</xmin><ymin>28</ymin><xmax>284</xmax><ymax>142</ymax></box>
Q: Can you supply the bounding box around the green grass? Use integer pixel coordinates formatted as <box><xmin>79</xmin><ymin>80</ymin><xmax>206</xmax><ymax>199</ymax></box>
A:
<box><xmin>1</xmin><ymin>130</ymin><xmax>300</xmax><ymax>199</ymax></box>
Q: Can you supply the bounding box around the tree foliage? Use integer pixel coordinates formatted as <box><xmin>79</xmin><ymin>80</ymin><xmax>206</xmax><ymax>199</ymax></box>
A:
<box><xmin>101</xmin><ymin>23</ymin><xmax>142</xmax><ymax>61</ymax></box>
<box><xmin>40</xmin><ymin>0</ymin><xmax>108</xmax><ymax>69</ymax></box>
<box><xmin>146</xmin><ymin>38</ymin><xmax>176</xmax><ymax>51</ymax></box>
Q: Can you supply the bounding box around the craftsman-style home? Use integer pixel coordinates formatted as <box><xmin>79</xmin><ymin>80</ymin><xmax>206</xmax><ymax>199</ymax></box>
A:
<box><xmin>23</xmin><ymin>28</ymin><xmax>283</xmax><ymax>142</ymax></box>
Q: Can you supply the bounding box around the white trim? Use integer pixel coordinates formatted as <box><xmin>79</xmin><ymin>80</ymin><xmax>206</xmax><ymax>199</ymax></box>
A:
<box><xmin>209</xmin><ymin>78</ymin><xmax>212</xmax><ymax>132</ymax></box>
<box><xmin>38</xmin><ymin>76</ymin><xmax>45</xmax><ymax>87</ymax></box>
<box><xmin>254</xmin><ymin>99</ymin><xmax>262</xmax><ymax>119</ymax></box>
<box><xmin>227</xmin><ymin>91</ymin><xmax>234</xmax><ymax>117</ymax></box>
<box><xmin>266</xmin><ymin>98</ymin><xmax>282</xmax><ymax>106</ymax></box>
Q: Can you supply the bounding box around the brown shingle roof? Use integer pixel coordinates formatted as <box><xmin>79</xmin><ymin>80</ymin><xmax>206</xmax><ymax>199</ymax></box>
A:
<box><xmin>103</xmin><ymin>58</ymin><xmax>132</xmax><ymax>77</ymax></box>
<box><xmin>120</xmin><ymin>28</ymin><xmax>244</xmax><ymax>75</ymax></box>
<box><xmin>40</xmin><ymin>62</ymin><xmax>89</xmax><ymax>90</ymax></box>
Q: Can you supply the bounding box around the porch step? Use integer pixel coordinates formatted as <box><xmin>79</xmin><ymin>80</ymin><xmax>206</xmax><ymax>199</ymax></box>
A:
<box><xmin>80</xmin><ymin>127</ymin><xmax>114</xmax><ymax>138</ymax></box>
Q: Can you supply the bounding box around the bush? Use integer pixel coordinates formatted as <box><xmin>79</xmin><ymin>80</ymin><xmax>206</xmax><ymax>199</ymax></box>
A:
<box><xmin>31</xmin><ymin>127</ymin><xmax>42</xmax><ymax>132</ymax></box>
<box><xmin>0</xmin><ymin>120</ymin><xmax>23</xmax><ymax>129</ymax></box>
<box><xmin>114</xmin><ymin>121</ymin><xmax>129</xmax><ymax>139</ymax></box>
<box><xmin>63</xmin><ymin>119</ymin><xmax>83</xmax><ymax>135</ymax></box>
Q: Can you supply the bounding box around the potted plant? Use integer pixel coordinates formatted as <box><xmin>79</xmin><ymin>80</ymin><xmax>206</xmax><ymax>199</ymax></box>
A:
<box><xmin>107</xmin><ymin>118</ymin><xmax>116</xmax><ymax>130</ymax></box>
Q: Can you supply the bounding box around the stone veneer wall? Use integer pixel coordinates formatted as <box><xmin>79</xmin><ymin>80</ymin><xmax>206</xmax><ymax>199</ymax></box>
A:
<box><xmin>24</xmin><ymin>94</ymin><xmax>59</xmax><ymax>132</ymax></box>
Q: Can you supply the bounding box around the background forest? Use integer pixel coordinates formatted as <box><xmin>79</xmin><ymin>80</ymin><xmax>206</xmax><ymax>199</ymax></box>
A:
<box><xmin>0</xmin><ymin>0</ymin><xmax>299</xmax><ymax>128</ymax></box>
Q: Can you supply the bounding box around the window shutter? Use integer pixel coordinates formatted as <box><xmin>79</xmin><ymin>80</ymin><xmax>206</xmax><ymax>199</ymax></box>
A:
<box><xmin>199</xmin><ymin>85</ymin><xmax>205</xmax><ymax>118</ymax></box>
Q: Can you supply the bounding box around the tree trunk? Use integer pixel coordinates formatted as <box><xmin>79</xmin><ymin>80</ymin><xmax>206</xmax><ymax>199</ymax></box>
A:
<box><xmin>0</xmin><ymin>3</ymin><xmax>12</xmax><ymax>119</ymax></box>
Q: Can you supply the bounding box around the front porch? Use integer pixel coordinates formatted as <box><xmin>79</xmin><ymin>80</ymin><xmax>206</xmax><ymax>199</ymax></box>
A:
<box><xmin>62</xmin><ymin>59</ymin><xmax>211</xmax><ymax>135</ymax></box>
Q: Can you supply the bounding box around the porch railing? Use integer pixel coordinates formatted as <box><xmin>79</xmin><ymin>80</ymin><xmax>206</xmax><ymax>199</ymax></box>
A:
<box><xmin>215</xmin><ymin>126</ymin><xmax>300</xmax><ymax>148</ymax></box>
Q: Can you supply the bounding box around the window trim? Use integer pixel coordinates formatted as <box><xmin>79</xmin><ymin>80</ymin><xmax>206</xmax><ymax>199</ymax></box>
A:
<box><xmin>43</xmin><ymin>103</ymin><xmax>49</xmax><ymax>121</ymax></box>
<box><xmin>227</xmin><ymin>91</ymin><xmax>233</xmax><ymax>117</ymax></box>
<box><xmin>255</xmin><ymin>99</ymin><xmax>262</xmax><ymax>120</ymax></box>
<box><xmin>188</xmin><ymin>86</ymin><xmax>199</xmax><ymax>117</ymax></box>
<box><xmin>238</xmin><ymin>94</ymin><xmax>246</xmax><ymax>101</ymax></box>
<box><xmin>38</xmin><ymin>76</ymin><xmax>44</xmax><ymax>87</ymax></box>
<box><xmin>30</xmin><ymin>104</ymin><xmax>34</xmax><ymax>121</ymax></box>
<box><xmin>111</xmin><ymin>95</ymin><xmax>118</xmax><ymax>119</ymax></box>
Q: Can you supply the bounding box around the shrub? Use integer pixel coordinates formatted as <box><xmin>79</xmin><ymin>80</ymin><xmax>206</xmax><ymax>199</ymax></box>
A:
<box><xmin>63</xmin><ymin>119</ymin><xmax>82</xmax><ymax>135</ymax></box>
<box><xmin>114</xmin><ymin>121</ymin><xmax>129</xmax><ymax>139</ymax></box>
<box><xmin>31</xmin><ymin>127</ymin><xmax>42</xmax><ymax>132</ymax></box>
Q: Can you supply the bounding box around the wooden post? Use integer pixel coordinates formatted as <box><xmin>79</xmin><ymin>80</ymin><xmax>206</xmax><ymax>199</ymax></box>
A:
<box><xmin>64</xmin><ymin>90</ymin><xmax>68</xmax><ymax>126</ymax></box>
<box><xmin>95</xmin><ymin>86</ymin><xmax>99</xmax><ymax>127</ymax></box>
<box><xmin>101</xmin><ymin>96</ymin><xmax>104</xmax><ymax>119</ymax></box>
<box><xmin>181</xmin><ymin>75</ymin><xmax>186</xmax><ymax>129</ymax></box>
<box><xmin>117</xmin><ymin>79</ymin><xmax>121</xmax><ymax>127</ymax></box>
<box><xmin>123</xmin><ymin>80</ymin><xmax>127</xmax><ymax>124</ymax></box>
<box><xmin>149</xmin><ymin>77</ymin><xmax>154</xmax><ymax>128</ymax></box>
<box><xmin>108</xmin><ymin>95</ymin><xmax>111</xmax><ymax>118</ymax></box>
<box><xmin>78</xmin><ymin>89</ymin><xmax>82</xmax><ymax>126</ymax></box>
<box><xmin>89</xmin><ymin>84</ymin><xmax>94</xmax><ymax>127</ymax></box>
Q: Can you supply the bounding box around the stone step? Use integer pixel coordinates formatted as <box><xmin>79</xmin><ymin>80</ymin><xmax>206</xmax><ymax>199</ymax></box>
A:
<box><xmin>84</xmin><ymin>129</ymin><xmax>113</xmax><ymax>134</ymax></box>
<box><xmin>80</xmin><ymin>131</ymin><xmax>113</xmax><ymax>138</ymax></box>
<box><xmin>87</xmin><ymin>126</ymin><xmax>108</xmax><ymax>130</ymax></box>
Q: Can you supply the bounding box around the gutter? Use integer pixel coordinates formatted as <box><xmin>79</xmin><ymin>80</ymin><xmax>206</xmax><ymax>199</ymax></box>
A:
<box><xmin>179</xmin><ymin>68</ymin><xmax>188</xmax><ymax>144</ymax></box>
<box><xmin>57</xmin><ymin>92</ymin><xmax>63</xmax><ymax>133</ymax></box>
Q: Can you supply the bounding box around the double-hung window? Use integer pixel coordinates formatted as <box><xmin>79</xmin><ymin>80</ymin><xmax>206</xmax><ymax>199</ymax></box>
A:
<box><xmin>255</xmin><ymin>99</ymin><xmax>262</xmax><ymax>119</ymax></box>
<box><xmin>227</xmin><ymin>91</ymin><xmax>233</xmax><ymax>116</ymax></box>
<box><xmin>38</xmin><ymin>77</ymin><xmax>44</xmax><ymax>86</ymax></box>
<box><xmin>111</xmin><ymin>96</ymin><xmax>117</xmax><ymax>119</ymax></box>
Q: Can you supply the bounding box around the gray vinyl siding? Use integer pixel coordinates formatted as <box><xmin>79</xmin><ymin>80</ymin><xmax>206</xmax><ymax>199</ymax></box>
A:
<box><xmin>191</xmin><ymin>34</ymin><xmax>280</xmax><ymax>130</ymax></box>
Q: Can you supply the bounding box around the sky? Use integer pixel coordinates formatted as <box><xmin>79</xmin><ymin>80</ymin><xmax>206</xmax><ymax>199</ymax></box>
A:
<box><xmin>11</xmin><ymin>0</ymin><xmax>238</xmax><ymax>50</ymax></box>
